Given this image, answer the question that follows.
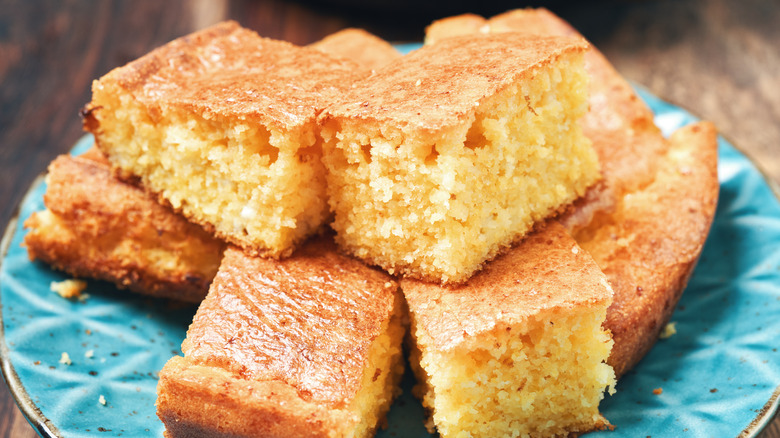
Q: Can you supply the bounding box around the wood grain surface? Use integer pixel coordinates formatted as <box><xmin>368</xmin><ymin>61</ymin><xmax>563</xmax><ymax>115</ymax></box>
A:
<box><xmin>0</xmin><ymin>0</ymin><xmax>778</xmax><ymax>436</ymax></box>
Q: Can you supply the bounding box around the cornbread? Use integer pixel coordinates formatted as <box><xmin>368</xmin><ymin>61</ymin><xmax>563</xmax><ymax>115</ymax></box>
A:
<box><xmin>309</xmin><ymin>28</ymin><xmax>402</xmax><ymax>70</ymax></box>
<box><xmin>24</xmin><ymin>151</ymin><xmax>225</xmax><ymax>302</ymax></box>
<box><xmin>575</xmin><ymin>122</ymin><xmax>719</xmax><ymax>377</ymax></box>
<box><xmin>83</xmin><ymin>21</ymin><xmax>364</xmax><ymax>257</ymax></box>
<box><xmin>321</xmin><ymin>33</ymin><xmax>600</xmax><ymax>283</ymax></box>
<box><xmin>426</xmin><ymin>8</ymin><xmax>668</xmax><ymax>231</ymax></box>
<box><xmin>424</xmin><ymin>13</ymin><xmax>489</xmax><ymax>45</ymax></box>
<box><xmin>157</xmin><ymin>237</ymin><xmax>405</xmax><ymax>438</ymax></box>
<box><xmin>402</xmin><ymin>221</ymin><xmax>615</xmax><ymax>438</ymax></box>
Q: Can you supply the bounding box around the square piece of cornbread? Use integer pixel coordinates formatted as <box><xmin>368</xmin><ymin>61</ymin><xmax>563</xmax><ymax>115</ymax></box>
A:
<box><xmin>401</xmin><ymin>221</ymin><xmax>615</xmax><ymax>438</ymax></box>
<box><xmin>24</xmin><ymin>150</ymin><xmax>225</xmax><ymax>302</ymax></box>
<box><xmin>320</xmin><ymin>33</ymin><xmax>599</xmax><ymax>283</ymax></box>
<box><xmin>83</xmin><ymin>21</ymin><xmax>363</xmax><ymax>258</ymax></box>
<box><xmin>157</xmin><ymin>237</ymin><xmax>405</xmax><ymax>438</ymax></box>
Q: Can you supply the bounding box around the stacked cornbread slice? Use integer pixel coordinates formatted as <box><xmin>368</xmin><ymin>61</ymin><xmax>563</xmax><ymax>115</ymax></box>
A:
<box><xmin>83</xmin><ymin>21</ymin><xmax>363</xmax><ymax>258</ymax></box>
<box><xmin>309</xmin><ymin>28</ymin><xmax>403</xmax><ymax>70</ymax></box>
<box><xmin>23</xmin><ymin>149</ymin><xmax>225</xmax><ymax>302</ymax></box>
<box><xmin>320</xmin><ymin>33</ymin><xmax>600</xmax><ymax>284</ymax></box>
<box><xmin>157</xmin><ymin>238</ymin><xmax>405</xmax><ymax>438</ymax></box>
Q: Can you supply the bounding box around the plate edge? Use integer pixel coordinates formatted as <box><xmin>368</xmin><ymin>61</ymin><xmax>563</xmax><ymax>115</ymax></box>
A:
<box><xmin>0</xmin><ymin>172</ymin><xmax>61</xmax><ymax>438</ymax></box>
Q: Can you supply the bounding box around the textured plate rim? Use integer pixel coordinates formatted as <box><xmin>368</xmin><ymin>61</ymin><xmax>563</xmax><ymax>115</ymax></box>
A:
<box><xmin>0</xmin><ymin>93</ymin><xmax>779</xmax><ymax>437</ymax></box>
<box><xmin>0</xmin><ymin>172</ymin><xmax>61</xmax><ymax>438</ymax></box>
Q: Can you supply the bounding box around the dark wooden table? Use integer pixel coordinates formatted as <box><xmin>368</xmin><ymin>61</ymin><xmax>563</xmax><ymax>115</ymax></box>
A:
<box><xmin>1</xmin><ymin>0</ymin><xmax>778</xmax><ymax>436</ymax></box>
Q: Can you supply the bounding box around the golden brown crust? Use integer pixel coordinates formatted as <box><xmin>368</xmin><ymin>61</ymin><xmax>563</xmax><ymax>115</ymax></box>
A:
<box><xmin>424</xmin><ymin>13</ymin><xmax>489</xmax><ymax>45</ymax></box>
<box><xmin>84</xmin><ymin>21</ymin><xmax>363</xmax><ymax>133</ymax></box>
<box><xmin>157</xmin><ymin>357</ymin><xmax>346</xmax><ymax>438</ymax></box>
<box><xmin>575</xmin><ymin>122</ymin><xmax>719</xmax><ymax>377</ymax></box>
<box><xmin>23</xmin><ymin>151</ymin><xmax>225</xmax><ymax>302</ymax></box>
<box><xmin>401</xmin><ymin>221</ymin><xmax>612</xmax><ymax>351</ymax></box>
<box><xmin>183</xmin><ymin>239</ymin><xmax>397</xmax><ymax>404</ymax></box>
<box><xmin>158</xmin><ymin>236</ymin><xmax>402</xmax><ymax>437</ymax></box>
<box><xmin>309</xmin><ymin>28</ymin><xmax>402</xmax><ymax>70</ymax></box>
<box><xmin>322</xmin><ymin>33</ymin><xmax>588</xmax><ymax>133</ymax></box>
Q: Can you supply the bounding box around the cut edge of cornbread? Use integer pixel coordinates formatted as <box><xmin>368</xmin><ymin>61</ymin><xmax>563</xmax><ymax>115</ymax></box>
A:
<box><xmin>83</xmin><ymin>22</ymin><xmax>361</xmax><ymax>258</ymax></box>
<box><xmin>87</xmin><ymin>84</ymin><xmax>326</xmax><ymax>259</ymax></box>
<box><xmin>401</xmin><ymin>222</ymin><xmax>615</xmax><ymax>437</ymax></box>
<box><xmin>23</xmin><ymin>153</ymin><xmax>225</xmax><ymax>302</ymax></box>
<box><xmin>409</xmin><ymin>305</ymin><xmax>615</xmax><ymax>437</ymax></box>
<box><xmin>321</xmin><ymin>39</ymin><xmax>598</xmax><ymax>284</ymax></box>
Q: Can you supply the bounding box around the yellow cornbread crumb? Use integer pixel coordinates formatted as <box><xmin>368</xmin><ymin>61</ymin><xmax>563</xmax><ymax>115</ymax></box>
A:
<box><xmin>659</xmin><ymin>322</ymin><xmax>677</xmax><ymax>339</ymax></box>
<box><xmin>59</xmin><ymin>352</ymin><xmax>72</xmax><ymax>366</ymax></box>
<box><xmin>50</xmin><ymin>279</ymin><xmax>87</xmax><ymax>299</ymax></box>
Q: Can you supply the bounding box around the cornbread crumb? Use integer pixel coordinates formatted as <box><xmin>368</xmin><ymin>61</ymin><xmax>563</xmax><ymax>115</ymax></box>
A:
<box><xmin>659</xmin><ymin>322</ymin><xmax>677</xmax><ymax>339</ymax></box>
<box><xmin>653</xmin><ymin>388</ymin><xmax>663</xmax><ymax>395</ymax></box>
<box><xmin>50</xmin><ymin>279</ymin><xmax>87</xmax><ymax>299</ymax></box>
<box><xmin>321</xmin><ymin>33</ymin><xmax>598</xmax><ymax>283</ymax></box>
<box><xmin>99</xmin><ymin>395</ymin><xmax>107</xmax><ymax>405</ymax></box>
<box><xmin>59</xmin><ymin>352</ymin><xmax>72</xmax><ymax>366</ymax></box>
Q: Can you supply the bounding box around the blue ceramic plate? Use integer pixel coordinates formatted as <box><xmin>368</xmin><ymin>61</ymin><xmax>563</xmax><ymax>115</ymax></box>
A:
<box><xmin>2</xmin><ymin>86</ymin><xmax>780</xmax><ymax>437</ymax></box>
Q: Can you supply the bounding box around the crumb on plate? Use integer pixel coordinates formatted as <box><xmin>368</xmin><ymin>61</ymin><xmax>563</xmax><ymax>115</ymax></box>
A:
<box><xmin>50</xmin><ymin>279</ymin><xmax>87</xmax><ymax>299</ymax></box>
<box><xmin>59</xmin><ymin>352</ymin><xmax>72</xmax><ymax>366</ymax></box>
<box><xmin>659</xmin><ymin>322</ymin><xmax>677</xmax><ymax>339</ymax></box>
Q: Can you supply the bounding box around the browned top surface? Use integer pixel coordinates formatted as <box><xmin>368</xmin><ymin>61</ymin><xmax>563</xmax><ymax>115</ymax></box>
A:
<box><xmin>182</xmin><ymin>236</ymin><xmax>397</xmax><ymax>407</ymax></box>
<box><xmin>424</xmin><ymin>13</ymin><xmax>488</xmax><ymax>45</ymax></box>
<box><xmin>93</xmin><ymin>21</ymin><xmax>363</xmax><ymax>130</ymax></box>
<box><xmin>401</xmin><ymin>221</ymin><xmax>612</xmax><ymax>352</ymax></box>
<box><xmin>323</xmin><ymin>33</ymin><xmax>588</xmax><ymax>133</ymax></box>
<box><xmin>309</xmin><ymin>28</ymin><xmax>402</xmax><ymax>70</ymax></box>
<box><xmin>575</xmin><ymin>121</ymin><xmax>719</xmax><ymax>377</ymax></box>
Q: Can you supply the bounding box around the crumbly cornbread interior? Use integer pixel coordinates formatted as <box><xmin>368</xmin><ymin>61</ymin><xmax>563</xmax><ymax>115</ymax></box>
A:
<box><xmin>91</xmin><ymin>91</ymin><xmax>325</xmax><ymax>258</ymax></box>
<box><xmin>322</xmin><ymin>53</ymin><xmax>598</xmax><ymax>283</ymax></box>
<box><xmin>410</xmin><ymin>309</ymin><xmax>615</xmax><ymax>438</ymax></box>
<box><xmin>345</xmin><ymin>293</ymin><xmax>406</xmax><ymax>438</ymax></box>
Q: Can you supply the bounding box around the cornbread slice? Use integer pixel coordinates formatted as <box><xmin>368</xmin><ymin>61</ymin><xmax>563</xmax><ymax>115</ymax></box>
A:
<box><xmin>424</xmin><ymin>13</ymin><xmax>489</xmax><ymax>45</ymax></box>
<box><xmin>402</xmin><ymin>221</ymin><xmax>615</xmax><ymax>438</ymax></box>
<box><xmin>426</xmin><ymin>8</ymin><xmax>668</xmax><ymax>231</ymax></box>
<box><xmin>23</xmin><ymin>150</ymin><xmax>225</xmax><ymax>302</ymax></box>
<box><xmin>321</xmin><ymin>33</ymin><xmax>599</xmax><ymax>283</ymax></box>
<box><xmin>157</xmin><ymin>237</ymin><xmax>405</xmax><ymax>438</ymax></box>
<box><xmin>83</xmin><ymin>21</ymin><xmax>364</xmax><ymax>258</ymax></box>
<box><xmin>309</xmin><ymin>28</ymin><xmax>402</xmax><ymax>70</ymax></box>
<box><xmin>575</xmin><ymin>122</ymin><xmax>719</xmax><ymax>377</ymax></box>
